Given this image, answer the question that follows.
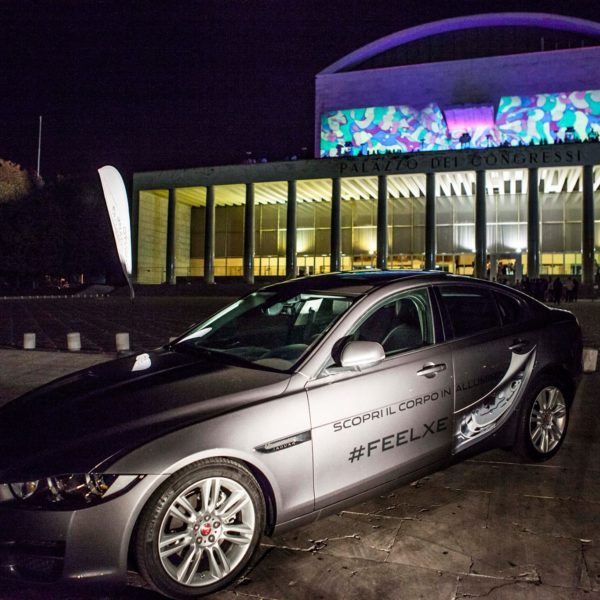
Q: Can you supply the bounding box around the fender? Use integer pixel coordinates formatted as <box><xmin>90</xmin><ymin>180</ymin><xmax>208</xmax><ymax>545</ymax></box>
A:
<box><xmin>106</xmin><ymin>389</ymin><xmax>315</xmax><ymax>525</ymax></box>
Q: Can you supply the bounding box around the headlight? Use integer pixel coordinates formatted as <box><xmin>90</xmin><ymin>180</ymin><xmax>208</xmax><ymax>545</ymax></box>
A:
<box><xmin>9</xmin><ymin>480</ymin><xmax>38</xmax><ymax>500</ymax></box>
<box><xmin>3</xmin><ymin>473</ymin><xmax>143</xmax><ymax>508</ymax></box>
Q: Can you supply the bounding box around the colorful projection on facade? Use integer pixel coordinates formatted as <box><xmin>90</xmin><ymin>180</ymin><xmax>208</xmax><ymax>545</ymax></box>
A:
<box><xmin>497</xmin><ymin>91</ymin><xmax>600</xmax><ymax>145</ymax></box>
<box><xmin>320</xmin><ymin>90</ymin><xmax>600</xmax><ymax>157</ymax></box>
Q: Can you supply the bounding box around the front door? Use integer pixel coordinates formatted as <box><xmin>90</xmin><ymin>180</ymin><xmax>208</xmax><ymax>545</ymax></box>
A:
<box><xmin>306</xmin><ymin>288</ymin><xmax>454</xmax><ymax>510</ymax></box>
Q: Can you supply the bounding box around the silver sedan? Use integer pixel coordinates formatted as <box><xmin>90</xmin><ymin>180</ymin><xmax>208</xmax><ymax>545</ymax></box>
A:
<box><xmin>0</xmin><ymin>271</ymin><xmax>582</xmax><ymax>599</ymax></box>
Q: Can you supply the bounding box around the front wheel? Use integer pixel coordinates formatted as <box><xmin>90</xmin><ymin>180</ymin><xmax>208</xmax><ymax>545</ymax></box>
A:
<box><xmin>515</xmin><ymin>379</ymin><xmax>570</xmax><ymax>462</ymax></box>
<box><xmin>135</xmin><ymin>459</ymin><xmax>265</xmax><ymax>599</ymax></box>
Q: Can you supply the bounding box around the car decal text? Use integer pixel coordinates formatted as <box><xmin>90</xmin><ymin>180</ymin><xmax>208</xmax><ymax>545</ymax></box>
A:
<box><xmin>332</xmin><ymin>385</ymin><xmax>451</xmax><ymax>433</ymax></box>
<box><xmin>456</xmin><ymin>370</ymin><xmax>503</xmax><ymax>393</ymax></box>
<box><xmin>347</xmin><ymin>417</ymin><xmax>449</xmax><ymax>463</ymax></box>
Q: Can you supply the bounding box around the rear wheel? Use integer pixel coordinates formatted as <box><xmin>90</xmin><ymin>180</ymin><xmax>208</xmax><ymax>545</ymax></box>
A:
<box><xmin>135</xmin><ymin>459</ymin><xmax>265</xmax><ymax>599</ymax></box>
<box><xmin>515</xmin><ymin>378</ymin><xmax>570</xmax><ymax>461</ymax></box>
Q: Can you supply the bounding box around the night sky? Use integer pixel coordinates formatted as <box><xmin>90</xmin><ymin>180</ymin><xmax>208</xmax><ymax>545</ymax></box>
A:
<box><xmin>2</xmin><ymin>0</ymin><xmax>600</xmax><ymax>181</ymax></box>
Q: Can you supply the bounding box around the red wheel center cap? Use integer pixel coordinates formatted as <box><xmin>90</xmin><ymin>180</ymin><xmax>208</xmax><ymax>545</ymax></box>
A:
<box><xmin>200</xmin><ymin>524</ymin><xmax>212</xmax><ymax>536</ymax></box>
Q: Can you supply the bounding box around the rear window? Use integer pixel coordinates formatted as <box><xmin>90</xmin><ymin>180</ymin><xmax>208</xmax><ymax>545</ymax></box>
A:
<box><xmin>439</xmin><ymin>285</ymin><xmax>500</xmax><ymax>337</ymax></box>
<box><xmin>494</xmin><ymin>291</ymin><xmax>530</xmax><ymax>325</ymax></box>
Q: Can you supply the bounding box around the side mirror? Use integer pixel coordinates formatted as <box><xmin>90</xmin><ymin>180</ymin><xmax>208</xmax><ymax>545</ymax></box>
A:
<box><xmin>339</xmin><ymin>340</ymin><xmax>385</xmax><ymax>369</ymax></box>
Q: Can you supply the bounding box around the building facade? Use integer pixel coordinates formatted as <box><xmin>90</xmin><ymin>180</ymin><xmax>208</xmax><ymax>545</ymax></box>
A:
<box><xmin>132</xmin><ymin>13</ymin><xmax>600</xmax><ymax>286</ymax></box>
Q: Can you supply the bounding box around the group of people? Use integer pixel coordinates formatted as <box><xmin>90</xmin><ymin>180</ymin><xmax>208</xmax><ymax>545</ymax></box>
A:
<box><xmin>551</xmin><ymin>276</ymin><xmax>579</xmax><ymax>304</ymax></box>
<box><xmin>515</xmin><ymin>275</ymin><xmax>578</xmax><ymax>304</ymax></box>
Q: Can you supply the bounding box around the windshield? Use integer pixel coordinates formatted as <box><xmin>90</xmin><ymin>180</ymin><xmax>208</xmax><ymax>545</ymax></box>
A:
<box><xmin>175</xmin><ymin>290</ymin><xmax>355</xmax><ymax>371</ymax></box>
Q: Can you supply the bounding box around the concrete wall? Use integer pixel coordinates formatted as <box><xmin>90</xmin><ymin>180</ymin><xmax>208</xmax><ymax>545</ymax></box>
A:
<box><xmin>137</xmin><ymin>190</ymin><xmax>168</xmax><ymax>284</ymax></box>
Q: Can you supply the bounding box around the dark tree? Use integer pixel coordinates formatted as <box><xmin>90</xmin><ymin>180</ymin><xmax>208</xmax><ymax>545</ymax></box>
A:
<box><xmin>0</xmin><ymin>173</ymin><xmax>124</xmax><ymax>288</ymax></box>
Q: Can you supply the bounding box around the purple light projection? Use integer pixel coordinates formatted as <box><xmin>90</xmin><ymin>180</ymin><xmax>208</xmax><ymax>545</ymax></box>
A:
<box><xmin>320</xmin><ymin>90</ymin><xmax>600</xmax><ymax>157</ymax></box>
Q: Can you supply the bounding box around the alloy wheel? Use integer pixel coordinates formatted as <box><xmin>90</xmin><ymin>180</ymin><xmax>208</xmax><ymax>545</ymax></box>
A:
<box><xmin>157</xmin><ymin>476</ymin><xmax>256</xmax><ymax>587</ymax></box>
<box><xmin>528</xmin><ymin>385</ymin><xmax>567</xmax><ymax>455</ymax></box>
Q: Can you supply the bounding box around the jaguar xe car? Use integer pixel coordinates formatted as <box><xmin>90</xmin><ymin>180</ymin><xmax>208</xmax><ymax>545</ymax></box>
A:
<box><xmin>0</xmin><ymin>271</ymin><xmax>582</xmax><ymax>598</ymax></box>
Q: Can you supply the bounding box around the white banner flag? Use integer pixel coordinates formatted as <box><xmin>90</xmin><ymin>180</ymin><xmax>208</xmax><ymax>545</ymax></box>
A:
<box><xmin>98</xmin><ymin>165</ymin><xmax>135</xmax><ymax>299</ymax></box>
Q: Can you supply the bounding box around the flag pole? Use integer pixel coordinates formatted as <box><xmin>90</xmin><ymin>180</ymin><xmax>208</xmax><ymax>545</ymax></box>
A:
<box><xmin>36</xmin><ymin>115</ymin><xmax>42</xmax><ymax>177</ymax></box>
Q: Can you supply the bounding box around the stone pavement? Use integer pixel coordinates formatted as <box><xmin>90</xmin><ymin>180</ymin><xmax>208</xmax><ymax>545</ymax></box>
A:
<box><xmin>1</xmin><ymin>296</ymin><xmax>600</xmax><ymax>599</ymax></box>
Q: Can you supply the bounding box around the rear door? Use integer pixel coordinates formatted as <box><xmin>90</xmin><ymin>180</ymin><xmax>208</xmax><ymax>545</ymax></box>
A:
<box><xmin>436</xmin><ymin>283</ymin><xmax>539</xmax><ymax>453</ymax></box>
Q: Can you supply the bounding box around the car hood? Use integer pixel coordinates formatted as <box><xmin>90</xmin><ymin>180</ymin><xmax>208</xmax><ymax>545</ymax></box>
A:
<box><xmin>0</xmin><ymin>348</ymin><xmax>291</xmax><ymax>482</ymax></box>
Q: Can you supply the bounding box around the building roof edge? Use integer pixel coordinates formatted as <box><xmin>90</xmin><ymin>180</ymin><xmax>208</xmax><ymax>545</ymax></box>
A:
<box><xmin>319</xmin><ymin>12</ymin><xmax>600</xmax><ymax>75</ymax></box>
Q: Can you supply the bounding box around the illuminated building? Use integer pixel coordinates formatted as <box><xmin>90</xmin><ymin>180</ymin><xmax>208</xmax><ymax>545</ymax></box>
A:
<box><xmin>133</xmin><ymin>13</ymin><xmax>600</xmax><ymax>285</ymax></box>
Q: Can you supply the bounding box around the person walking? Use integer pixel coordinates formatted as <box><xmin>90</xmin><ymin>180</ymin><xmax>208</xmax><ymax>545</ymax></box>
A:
<box><xmin>565</xmin><ymin>278</ymin><xmax>574</xmax><ymax>302</ymax></box>
<box><xmin>552</xmin><ymin>276</ymin><xmax>563</xmax><ymax>304</ymax></box>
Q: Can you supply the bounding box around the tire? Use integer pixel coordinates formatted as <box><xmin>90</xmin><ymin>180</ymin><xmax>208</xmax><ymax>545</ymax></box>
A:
<box><xmin>514</xmin><ymin>377</ymin><xmax>570</xmax><ymax>462</ymax></box>
<box><xmin>135</xmin><ymin>458</ymin><xmax>265</xmax><ymax>599</ymax></box>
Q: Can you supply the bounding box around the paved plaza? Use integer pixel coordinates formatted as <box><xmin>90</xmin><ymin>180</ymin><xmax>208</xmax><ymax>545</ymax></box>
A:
<box><xmin>0</xmin><ymin>292</ymin><xmax>599</xmax><ymax>599</ymax></box>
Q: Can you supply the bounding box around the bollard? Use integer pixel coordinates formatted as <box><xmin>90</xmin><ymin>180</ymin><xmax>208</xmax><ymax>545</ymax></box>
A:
<box><xmin>116</xmin><ymin>332</ymin><xmax>130</xmax><ymax>352</ymax></box>
<box><xmin>67</xmin><ymin>332</ymin><xmax>82</xmax><ymax>352</ymax></box>
<box><xmin>583</xmin><ymin>348</ymin><xmax>598</xmax><ymax>373</ymax></box>
<box><xmin>23</xmin><ymin>333</ymin><xmax>36</xmax><ymax>350</ymax></box>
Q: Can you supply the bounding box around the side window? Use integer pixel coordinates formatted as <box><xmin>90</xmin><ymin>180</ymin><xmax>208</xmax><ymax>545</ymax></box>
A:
<box><xmin>352</xmin><ymin>288</ymin><xmax>433</xmax><ymax>356</ymax></box>
<box><xmin>439</xmin><ymin>285</ymin><xmax>500</xmax><ymax>337</ymax></box>
<box><xmin>494</xmin><ymin>291</ymin><xmax>530</xmax><ymax>326</ymax></box>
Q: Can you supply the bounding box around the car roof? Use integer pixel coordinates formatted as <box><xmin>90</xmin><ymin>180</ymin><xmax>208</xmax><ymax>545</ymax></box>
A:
<box><xmin>260</xmin><ymin>270</ymin><xmax>541</xmax><ymax>300</ymax></box>
<box><xmin>262</xmin><ymin>270</ymin><xmax>453</xmax><ymax>296</ymax></box>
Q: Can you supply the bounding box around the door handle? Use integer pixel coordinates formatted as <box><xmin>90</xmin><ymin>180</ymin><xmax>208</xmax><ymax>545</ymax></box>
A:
<box><xmin>509</xmin><ymin>339</ymin><xmax>529</xmax><ymax>352</ymax></box>
<box><xmin>417</xmin><ymin>363</ymin><xmax>446</xmax><ymax>378</ymax></box>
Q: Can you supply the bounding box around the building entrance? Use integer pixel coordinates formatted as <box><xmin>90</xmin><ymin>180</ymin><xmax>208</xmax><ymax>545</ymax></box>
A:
<box><xmin>489</xmin><ymin>253</ymin><xmax>523</xmax><ymax>284</ymax></box>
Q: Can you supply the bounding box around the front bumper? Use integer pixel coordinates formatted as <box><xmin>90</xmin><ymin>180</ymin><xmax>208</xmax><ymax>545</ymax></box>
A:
<box><xmin>0</xmin><ymin>474</ymin><xmax>165</xmax><ymax>586</ymax></box>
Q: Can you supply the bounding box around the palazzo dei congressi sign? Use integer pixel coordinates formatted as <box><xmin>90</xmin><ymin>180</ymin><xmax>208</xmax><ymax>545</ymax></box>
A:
<box><xmin>336</xmin><ymin>146</ymin><xmax>595</xmax><ymax>176</ymax></box>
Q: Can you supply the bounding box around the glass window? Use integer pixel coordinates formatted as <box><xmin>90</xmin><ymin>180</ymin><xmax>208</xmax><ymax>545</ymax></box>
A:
<box><xmin>565</xmin><ymin>223</ymin><xmax>581</xmax><ymax>253</ymax></box>
<box><xmin>541</xmin><ymin>194</ymin><xmax>564</xmax><ymax>222</ymax></box>
<box><xmin>486</xmin><ymin>195</ymin><xmax>497</xmax><ymax>224</ymax></box>
<box><xmin>177</xmin><ymin>291</ymin><xmax>355</xmax><ymax>371</ymax></box>
<box><xmin>454</xmin><ymin>224</ymin><xmax>475</xmax><ymax>253</ymax></box>
<box><xmin>436</xmin><ymin>226</ymin><xmax>453</xmax><ymax>254</ymax></box>
<box><xmin>297</xmin><ymin>202</ymin><xmax>315</xmax><ymax>228</ymax></box>
<box><xmin>351</xmin><ymin>288</ymin><xmax>433</xmax><ymax>356</ymax></box>
<box><xmin>258</xmin><ymin>230</ymin><xmax>277</xmax><ymax>255</ymax></box>
<box><xmin>341</xmin><ymin>199</ymin><xmax>353</xmax><ymax>228</ymax></box>
<box><xmin>315</xmin><ymin>202</ymin><xmax>331</xmax><ymax>229</ymax></box>
<box><xmin>440</xmin><ymin>285</ymin><xmax>500</xmax><ymax>337</ymax></box>
<box><xmin>436</xmin><ymin>197</ymin><xmax>453</xmax><ymax>225</ymax></box>
<box><xmin>413</xmin><ymin>197</ymin><xmax>426</xmax><ymax>226</ymax></box>
<box><xmin>487</xmin><ymin>223</ymin><xmax>498</xmax><ymax>254</ymax></box>
<box><xmin>413</xmin><ymin>226</ymin><xmax>425</xmax><ymax>253</ymax></box>
<box><xmin>454</xmin><ymin>196</ymin><xmax>475</xmax><ymax>224</ymax></box>
<box><xmin>565</xmin><ymin>192</ymin><xmax>582</xmax><ymax>222</ymax></box>
<box><xmin>494</xmin><ymin>292</ymin><xmax>529</xmax><ymax>325</ymax></box>
<box><xmin>353</xmin><ymin>198</ymin><xmax>375</xmax><ymax>227</ymax></box>
<box><xmin>260</xmin><ymin>204</ymin><xmax>279</xmax><ymax>230</ymax></box>
<box><xmin>497</xmin><ymin>194</ymin><xmax>519</xmax><ymax>222</ymax></box>
<box><xmin>390</xmin><ymin>197</ymin><xmax>413</xmax><ymax>226</ymax></box>
<box><xmin>391</xmin><ymin>227</ymin><xmax>414</xmax><ymax>255</ymax></box>
<box><xmin>542</xmin><ymin>223</ymin><xmax>564</xmax><ymax>252</ymax></box>
<box><xmin>353</xmin><ymin>227</ymin><xmax>376</xmax><ymax>255</ymax></box>
<box><xmin>496</xmin><ymin>223</ymin><xmax>522</xmax><ymax>253</ymax></box>
<box><xmin>315</xmin><ymin>229</ymin><xmax>330</xmax><ymax>255</ymax></box>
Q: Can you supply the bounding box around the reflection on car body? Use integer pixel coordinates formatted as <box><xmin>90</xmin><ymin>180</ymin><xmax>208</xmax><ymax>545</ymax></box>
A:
<box><xmin>0</xmin><ymin>271</ymin><xmax>582</xmax><ymax>599</ymax></box>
